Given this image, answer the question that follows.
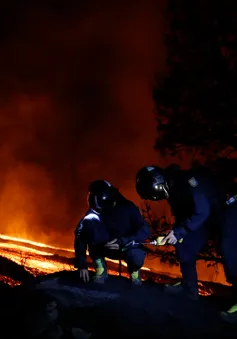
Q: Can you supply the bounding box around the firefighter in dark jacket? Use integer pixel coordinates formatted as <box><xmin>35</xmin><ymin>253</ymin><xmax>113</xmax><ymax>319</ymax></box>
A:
<box><xmin>74</xmin><ymin>180</ymin><xmax>150</xmax><ymax>285</ymax></box>
<box><xmin>219</xmin><ymin>190</ymin><xmax>237</xmax><ymax>324</ymax></box>
<box><xmin>135</xmin><ymin>165</ymin><xmax>223</xmax><ymax>300</ymax></box>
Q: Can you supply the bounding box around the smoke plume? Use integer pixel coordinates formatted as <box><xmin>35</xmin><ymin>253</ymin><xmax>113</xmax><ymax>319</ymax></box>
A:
<box><xmin>0</xmin><ymin>1</ymin><xmax>167</xmax><ymax>247</ymax></box>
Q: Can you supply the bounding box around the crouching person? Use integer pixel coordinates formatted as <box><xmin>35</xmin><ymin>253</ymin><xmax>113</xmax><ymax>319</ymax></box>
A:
<box><xmin>74</xmin><ymin>180</ymin><xmax>150</xmax><ymax>285</ymax></box>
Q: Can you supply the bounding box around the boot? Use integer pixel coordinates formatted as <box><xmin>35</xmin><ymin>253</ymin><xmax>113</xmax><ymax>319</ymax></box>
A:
<box><xmin>220</xmin><ymin>303</ymin><xmax>237</xmax><ymax>324</ymax></box>
<box><xmin>130</xmin><ymin>270</ymin><xmax>142</xmax><ymax>286</ymax></box>
<box><xmin>164</xmin><ymin>281</ymin><xmax>199</xmax><ymax>301</ymax></box>
<box><xmin>93</xmin><ymin>258</ymin><xmax>108</xmax><ymax>284</ymax></box>
<box><xmin>220</xmin><ymin>282</ymin><xmax>237</xmax><ymax>323</ymax></box>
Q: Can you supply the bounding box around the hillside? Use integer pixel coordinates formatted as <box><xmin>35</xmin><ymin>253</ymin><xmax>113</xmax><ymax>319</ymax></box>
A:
<box><xmin>2</xmin><ymin>270</ymin><xmax>235</xmax><ymax>339</ymax></box>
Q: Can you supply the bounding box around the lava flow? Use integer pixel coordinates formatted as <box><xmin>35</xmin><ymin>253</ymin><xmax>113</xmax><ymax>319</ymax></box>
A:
<box><xmin>0</xmin><ymin>234</ymin><xmax>149</xmax><ymax>278</ymax></box>
<box><xmin>0</xmin><ymin>234</ymin><xmax>74</xmax><ymax>274</ymax></box>
<box><xmin>0</xmin><ymin>234</ymin><xmax>212</xmax><ymax>296</ymax></box>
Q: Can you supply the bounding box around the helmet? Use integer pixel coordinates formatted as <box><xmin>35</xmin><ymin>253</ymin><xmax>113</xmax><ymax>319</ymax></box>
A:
<box><xmin>136</xmin><ymin>166</ymin><xmax>169</xmax><ymax>201</ymax></box>
<box><xmin>88</xmin><ymin>180</ymin><xmax>117</xmax><ymax>212</ymax></box>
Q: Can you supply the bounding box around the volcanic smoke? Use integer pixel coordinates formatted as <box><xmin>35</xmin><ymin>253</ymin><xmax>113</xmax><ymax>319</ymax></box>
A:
<box><xmin>0</xmin><ymin>1</ymin><xmax>167</xmax><ymax>247</ymax></box>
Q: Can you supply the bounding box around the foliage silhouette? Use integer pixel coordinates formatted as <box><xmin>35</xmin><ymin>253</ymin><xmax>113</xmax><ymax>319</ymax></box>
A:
<box><xmin>153</xmin><ymin>0</ymin><xmax>237</xmax><ymax>168</ymax></box>
<box><xmin>141</xmin><ymin>203</ymin><xmax>221</xmax><ymax>269</ymax></box>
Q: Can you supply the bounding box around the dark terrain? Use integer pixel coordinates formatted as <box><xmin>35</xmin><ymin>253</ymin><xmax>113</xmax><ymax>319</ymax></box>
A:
<box><xmin>0</xmin><ymin>255</ymin><xmax>236</xmax><ymax>338</ymax></box>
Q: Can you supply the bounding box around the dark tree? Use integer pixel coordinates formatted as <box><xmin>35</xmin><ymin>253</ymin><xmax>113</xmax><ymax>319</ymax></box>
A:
<box><xmin>153</xmin><ymin>0</ymin><xmax>237</xmax><ymax>167</ymax></box>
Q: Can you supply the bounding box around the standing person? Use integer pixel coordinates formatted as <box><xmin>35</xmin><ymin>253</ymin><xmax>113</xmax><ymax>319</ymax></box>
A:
<box><xmin>74</xmin><ymin>180</ymin><xmax>150</xmax><ymax>285</ymax></box>
<box><xmin>135</xmin><ymin>165</ymin><xmax>224</xmax><ymax>300</ymax></box>
<box><xmin>219</xmin><ymin>194</ymin><xmax>237</xmax><ymax>323</ymax></box>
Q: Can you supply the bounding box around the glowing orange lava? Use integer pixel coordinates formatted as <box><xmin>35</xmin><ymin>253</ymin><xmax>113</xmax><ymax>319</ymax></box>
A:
<box><xmin>0</xmin><ymin>234</ymin><xmax>74</xmax><ymax>252</ymax></box>
<box><xmin>0</xmin><ymin>234</ymin><xmax>212</xmax><ymax>295</ymax></box>
<box><xmin>0</xmin><ymin>234</ymin><xmax>150</xmax><ymax>276</ymax></box>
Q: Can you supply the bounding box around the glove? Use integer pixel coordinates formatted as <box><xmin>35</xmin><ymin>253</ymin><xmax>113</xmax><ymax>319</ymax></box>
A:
<box><xmin>173</xmin><ymin>224</ymin><xmax>189</xmax><ymax>240</ymax></box>
<box><xmin>105</xmin><ymin>238</ymin><xmax>121</xmax><ymax>250</ymax></box>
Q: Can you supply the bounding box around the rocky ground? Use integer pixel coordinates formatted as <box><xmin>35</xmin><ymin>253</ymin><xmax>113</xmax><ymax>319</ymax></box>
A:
<box><xmin>0</xmin><ymin>268</ymin><xmax>236</xmax><ymax>339</ymax></box>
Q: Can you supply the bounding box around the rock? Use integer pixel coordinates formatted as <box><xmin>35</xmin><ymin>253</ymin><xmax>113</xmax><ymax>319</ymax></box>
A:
<box><xmin>13</xmin><ymin>271</ymin><xmax>236</xmax><ymax>339</ymax></box>
<box><xmin>0</xmin><ymin>281</ymin><xmax>16</xmax><ymax>337</ymax></box>
<box><xmin>10</xmin><ymin>286</ymin><xmax>93</xmax><ymax>339</ymax></box>
<box><xmin>21</xmin><ymin>293</ymin><xmax>60</xmax><ymax>338</ymax></box>
<box><xmin>71</xmin><ymin>328</ymin><xmax>92</xmax><ymax>339</ymax></box>
<box><xmin>0</xmin><ymin>255</ymin><xmax>34</xmax><ymax>283</ymax></box>
<box><xmin>34</xmin><ymin>277</ymin><xmax>120</xmax><ymax>309</ymax></box>
<box><xmin>40</xmin><ymin>325</ymin><xmax>64</xmax><ymax>339</ymax></box>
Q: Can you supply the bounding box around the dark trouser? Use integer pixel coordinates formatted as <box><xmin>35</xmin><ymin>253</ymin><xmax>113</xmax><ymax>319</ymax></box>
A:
<box><xmin>89</xmin><ymin>245</ymin><xmax>146</xmax><ymax>273</ymax></box>
<box><xmin>220</xmin><ymin>204</ymin><xmax>237</xmax><ymax>291</ymax></box>
<box><xmin>175</xmin><ymin>225</ymin><xmax>209</xmax><ymax>294</ymax></box>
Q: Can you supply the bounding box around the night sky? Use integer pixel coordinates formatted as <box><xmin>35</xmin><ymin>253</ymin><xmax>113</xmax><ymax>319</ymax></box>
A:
<box><xmin>0</xmin><ymin>1</ymin><xmax>167</xmax><ymax>247</ymax></box>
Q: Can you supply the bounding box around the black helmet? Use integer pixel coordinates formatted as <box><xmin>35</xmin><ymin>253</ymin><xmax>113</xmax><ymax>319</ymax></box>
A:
<box><xmin>136</xmin><ymin>166</ymin><xmax>169</xmax><ymax>201</ymax></box>
<box><xmin>88</xmin><ymin>180</ymin><xmax>117</xmax><ymax>212</ymax></box>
